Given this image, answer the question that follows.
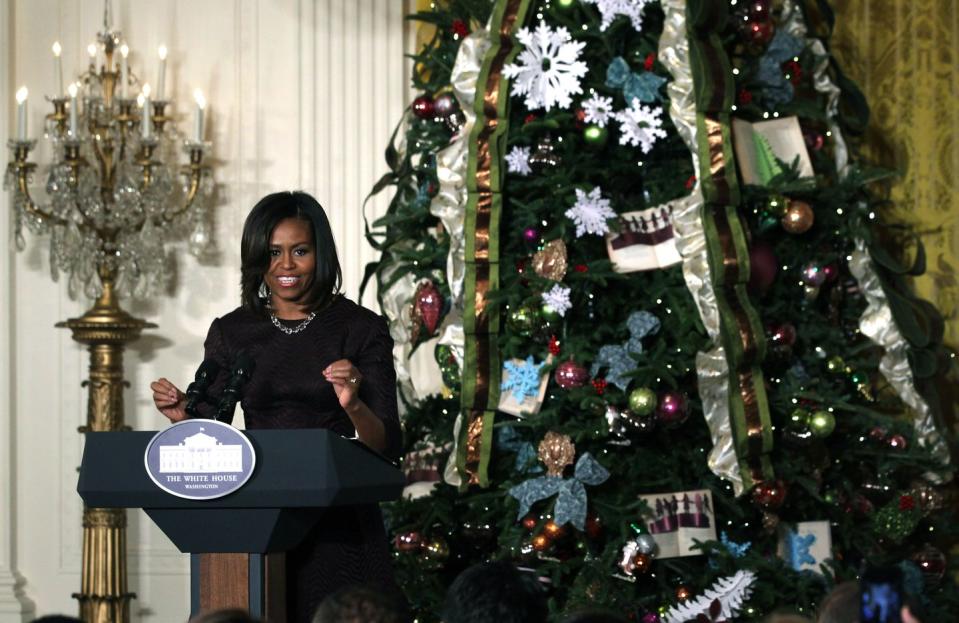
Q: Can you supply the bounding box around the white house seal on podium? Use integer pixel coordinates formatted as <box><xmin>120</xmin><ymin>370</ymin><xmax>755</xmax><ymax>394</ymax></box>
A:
<box><xmin>144</xmin><ymin>419</ymin><xmax>256</xmax><ymax>500</ymax></box>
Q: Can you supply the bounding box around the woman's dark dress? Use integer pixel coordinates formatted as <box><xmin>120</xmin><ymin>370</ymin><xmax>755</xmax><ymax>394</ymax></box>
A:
<box><xmin>199</xmin><ymin>296</ymin><xmax>403</xmax><ymax>622</ymax></box>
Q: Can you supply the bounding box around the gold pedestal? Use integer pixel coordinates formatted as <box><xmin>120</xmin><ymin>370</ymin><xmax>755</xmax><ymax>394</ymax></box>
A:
<box><xmin>58</xmin><ymin>276</ymin><xmax>155</xmax><ymax>623</ymax></box>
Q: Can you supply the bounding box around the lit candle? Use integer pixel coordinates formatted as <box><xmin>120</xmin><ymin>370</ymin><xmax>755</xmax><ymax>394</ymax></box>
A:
<box><xmin>52</xmin><ymin>41</ymin><xmax>63</xmax><ymax>96</ymax></box>
<box><xmin>87</xmin><ymin>42</ymin><xmax>98</xmax><ymax>69</ymax></box>
<box><xmin>156</xmin><ymin>45</ymin><xmax>167</xmax><ymax>100</ymax></box>
<box><xmin>68</xmin><ymin>83</ymin><xmax>79</xmax><ymax>137</ymax></box>
<box><xmin>15</xmin><ymin>87</ymin><xmax>28</xmax><ymax>140</ymax></box>
<box><xmin>140</xmin><ymin>83</ymin><xmax>152</xmax><ymax>139</ymax></box>
<box><xmin>119</xmin><ymin>43</ymin><xmax>129</xmax><ymax>98</ymax></box>
<box><xmin>193</xmin><ymin>89</ymin><xmax>206</xmax><ymax>142</ymax></box>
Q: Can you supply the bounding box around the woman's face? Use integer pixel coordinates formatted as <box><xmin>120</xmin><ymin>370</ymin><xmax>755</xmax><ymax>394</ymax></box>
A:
<box><xmin>266</xmin><ymin>217</ymin><xmax>316</xmax><ymax>309</ymax></box>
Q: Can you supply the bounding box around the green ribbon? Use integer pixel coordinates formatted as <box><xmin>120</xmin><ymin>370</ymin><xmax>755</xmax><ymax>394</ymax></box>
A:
<box><xmin>457</xmin><ymin>0</ymin><xmax>532</xmax><ymax>488</ymax></box>
<box><xmin>687</xmin><ymin>0</ymin><xmax>774</xmax><ymax>491</ymax></box>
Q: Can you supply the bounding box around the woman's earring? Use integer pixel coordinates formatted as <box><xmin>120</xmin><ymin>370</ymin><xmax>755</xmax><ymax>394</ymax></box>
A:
<box><xmin>258</xmin><ymin>280</ymin><xmax>270</xmax><ymax>299</ymax></box>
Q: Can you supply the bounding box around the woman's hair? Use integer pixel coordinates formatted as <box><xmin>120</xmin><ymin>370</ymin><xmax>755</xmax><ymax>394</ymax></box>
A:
<box><xmin>240</xmin><ymin>191</ymin><xmax>342</xmax><ymax>316</ymax></box>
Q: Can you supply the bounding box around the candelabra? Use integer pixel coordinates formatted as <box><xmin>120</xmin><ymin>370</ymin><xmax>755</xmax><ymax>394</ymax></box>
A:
<box><xmin>3</xmin><ymin>5</ymin><xmax>215</xmax><ymax>623</ymax></box>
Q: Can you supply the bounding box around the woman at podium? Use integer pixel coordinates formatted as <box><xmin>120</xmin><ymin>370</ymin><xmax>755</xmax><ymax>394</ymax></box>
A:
<box><xmin>150</xmin><ymin>191</ymin><xmax>404</xmax><ymax>622</ymax></box>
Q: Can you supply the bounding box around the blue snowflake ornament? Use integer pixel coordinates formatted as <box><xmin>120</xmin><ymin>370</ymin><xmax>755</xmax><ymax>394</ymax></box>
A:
<box><xmin>501</xmin><ymin>356</ymin><xmax>545</xmax><ymax>402</ymax></box>
<box><xmin>784</xmin><ymin>528</ymin><xmax>817</xmax><ymax>570</ymax></box>
<box><xmin>590</xmin><ymin>311</ymin><xmax>660</xmax><ymax>390</ymax></box>
<box><xmin>721</xmin><ymin>532</ymin><xmax>752</xmax><ymax>558</ymax></box>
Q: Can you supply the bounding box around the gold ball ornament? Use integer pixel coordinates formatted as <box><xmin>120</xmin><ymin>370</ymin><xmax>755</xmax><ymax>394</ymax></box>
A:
<box><xmin>781</xmin><ymin>199</ymin><xmax>814</xmax><ymax>234</ymax></box>
<box><xmin>543</xmin><ymin>520</ymin><xmax>566</xmax><ymax>539</ymax></box>
<box><xmin>421</xmin><ymin>535</ymin><xmax>450</xmax><ymax>568</ymax></box>
<box><xmin>632</xmin><ymin>553</ymin><xmax>653</xmax><ymax>575</ymax></box>
<box><xmin>532</xmin><ymin>239</ymin><xmax>569</xmax><ymax>281</ymax></box>
<box><xmin>531</xmin><ymin>533</ymin><xmax>551</xmax><ymax>552</ymax></box>
<box><xmin>675</xmin><ymin>585</ymin><xmax>693</xmax><ymax>602</ymax></box>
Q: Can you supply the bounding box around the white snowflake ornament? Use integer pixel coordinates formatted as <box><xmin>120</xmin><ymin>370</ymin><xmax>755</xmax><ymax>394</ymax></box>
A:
<box><xmin>505</xmin><ymin>146</ymin><xmax>532</xmax><ymax>176</ymax></box>
<box><xmin>565</xmin><ymin>187</ymin><xmax>616</xmax><ymax>237</ymax></box>
<box><xmin>663</xmin><ymin>570</ymin><xmax>757</xmax><ymax>623</ymax></box>
<box><xmin>581</xmin><ymin>93</ymin><xmax>614</xmax><ymax>128</ymax></box>
<box><xmin>541</xmin><ymin>284</ymin><xmax>572</xmax><ymax>317</ymax></box>
<box><xmin>502</xmin><ymin>21</ymin><xmax>588</xmax><ymax>111</ymax></box>
<box><xmin>583</xmin><ymin>0</ymin><xmax>653</xmax><ymax>32</ymax></box>
<box><xmin>613</xmin><ymin>98</ymin><xmax>667</xmax><ymax>153</ymax></box>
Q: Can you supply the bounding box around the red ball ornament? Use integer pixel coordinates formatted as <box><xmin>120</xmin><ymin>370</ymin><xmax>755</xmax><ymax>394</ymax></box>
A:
<box><xmin>548</xmin><ymin>335</ymin><xmax>562</xmax><ymax>356</ymax></box>
<box><xmin>555</xmin><ymin>360</ymin><xmax>589</xmax><ymax>389</ymax></box>
<box><xmin>737</xmin><ymin>88</ymin><xmax>754</xmax><ymax>106</ymax></box>
<box><xmin>747</xmin><ymin>20</ymin><xmax>775</xmax><ymax>46</ymax></box>
<box><xmin>769</xmin><ymin>323</ymin><xmax>797</xmax><ymax>347</ymax></box>
<box><xmin>521</xmin><ymin>515</ymin><xmax>538</xmax><ymax>531</ymax></box>
<box><xmin>748</xmin><ymin>242</ymin><xmax>779</xmax><ymax>294</ymax></box>
<box><xmin>752</xmin><ymin>479</ymin><xmax>787</xmax><ymax>511</ymax></box>
<box><xmin>888</xmin><ymin>434</ymin><xmax>908</xmax><ymax>450</ymax></box>
<box><xmin>675</xmin><ymin>585</ymin><xmax>693</xmax><ymax>602</ymax></box>
<box><xmin>451</xmin><ymin>19</ymin><xmax>469</xmax><ymax>38</ymax></box>
<box><xmin>913</xmin><ymin>543</ymin><xmax>947</xmax><ymax>585</ymax></box>
<box><xmin>585</xmin><ymin>513</ymin><xmax>603</xmax><ymax>539</ymax></box>
<box><xmin>655</xmin><ymin>392</ymin><xmax>689</xmax><ymax>428</ymax></box>
<box><xmin>412</xmin><ymin>94</ymin><xmax>435</xmax><ymax>119</ymax></box>
<box><xmin>414</xmin><ymin>281</ymin><xmax>443</xmax><ymax>336</ymax></box>
<box><xmin>394</xmin><ymin>531</ymin><xmax>423</xmax><ymax>553</ymax></box>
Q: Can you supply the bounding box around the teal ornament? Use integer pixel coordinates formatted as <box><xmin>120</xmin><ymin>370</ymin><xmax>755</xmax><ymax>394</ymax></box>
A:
<box><xmin>605</xmin><ymin>57</ymin><xmax>665</xmax><ymax>104</ymax></box>
<box><xmin>508</xmin><ymin>453</ymin><xmax>610</xmax><ymax>530</ymax></box>
<box><xmin>590</xmin><ymin>311</ymin><xmax>661</xmax><ymax>391</ymax></box>
<box><xmin>496</xmin><ymin>426</ymin><xmax>543</xmax><ymax>475</ymax></box>
<box><xmin>757</xmin><ymin>30</ymin><xmax>806</xmax><ymax>106</ymax></box>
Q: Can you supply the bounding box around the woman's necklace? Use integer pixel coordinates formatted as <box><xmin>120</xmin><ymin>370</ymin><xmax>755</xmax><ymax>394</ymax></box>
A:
<box><xmin>270</xmin><ymin>311</ymin><xmax>316</xmax><ymax>335</ymax></box>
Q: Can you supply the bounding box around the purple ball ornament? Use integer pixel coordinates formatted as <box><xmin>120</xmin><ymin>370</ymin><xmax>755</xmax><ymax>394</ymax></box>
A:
<box><xmin>554</xmin><ymin>359</ymin><xmax>589</xmax><ymax>389</ymax></box>
<box><xmin>748</xmin><ymin>242</ymin><xmax>778</xmax><ymax>294</ymax></box>
<box><xmin>412</xmin><ymin>94</ymin><xmax>435</xmax><ymax>119</ymax></box>
<box><xmin>655</xmin><ymin>391</ymin><xmax>688</xmax><ymax>427</ymax></box>
<box><xmin>641</xmin><ymin>614</ymin><xmax>661</xmax><ymax>623</ymax></box>
<box><xmin>802</xmin><ymin>262</ymin><xmax>827</xmax><ymax>287</ymax></box>
<box><xmin>523</xmin><ymin>226</ymin><xmax>540</xmax><ymax>247</ymax></box>
<box><xmin>433</xmin><ymin>92</ymin><xmax>457</xmax><ymax>118</ymax></box>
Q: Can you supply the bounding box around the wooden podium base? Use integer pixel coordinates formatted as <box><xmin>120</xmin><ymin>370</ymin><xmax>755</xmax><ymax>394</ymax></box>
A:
<box><xmin>191</xmin><ymin>553</ymin><xmax>286</xmax><ymax>622</ymax></box>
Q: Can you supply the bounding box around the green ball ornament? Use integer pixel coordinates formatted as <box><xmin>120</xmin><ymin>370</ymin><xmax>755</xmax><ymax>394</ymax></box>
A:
<box><xmin>540</xmin><ymin>302</ymin><xmax>562</xmax><ymax>324</ymax></box>
<box><xmin>765</xmin><ymin>193</ymin><xmax>788</xmax><ymax>216</ymax></box>
<box><xmin>850</xmin><ymin>371</ymin><xmax>868</xmax><ymax>386</ymax></box>
<box><xmin>583</xmin><ymin>124</ymin><xmax>608</xmax><ymax>148</ymax></box>
<box><xmin>826</xmin><ymin>356</ymin><xmax>845</xmax><ymax>374</ymax></box>
<box><xmin>788</xmin><ymin>408</ymin><xmax>810</xmax><ymax>426</ymax></box>
<box><xmin>507</xmin><ymin>303</ymin><xmax>539</xmax><ymax>336</ymax></box>
<box><xmin>808</xmin><ymin>410</ymin><xmax>835</xmax><ymax>437</ymax></box>
<box><xmin>556</xmin><ymin>0</ymin><xmax>576</xmax><ymax>7</ymax></box>
<box><xmin>628</xmin><ymin>387</ymin><xmax>657</xmax><ymax>417</ymax></box>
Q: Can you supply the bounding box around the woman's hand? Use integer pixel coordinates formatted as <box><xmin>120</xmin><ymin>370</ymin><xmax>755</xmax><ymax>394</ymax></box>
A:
<box><xmin>150</xmin><ymin>377</ymin><xmax>188</xmax><ymax>423</ymax></box>
<box><xmin>323</xmin><ymin>359</ymin><xmax>363</xmax><ymax>411</ymax></box>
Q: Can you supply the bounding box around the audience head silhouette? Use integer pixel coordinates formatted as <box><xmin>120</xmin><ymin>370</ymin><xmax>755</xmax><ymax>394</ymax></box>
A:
<box><xmin>311</xmin><ymin>584</ymin><xmax>408</xmax><ymax>623</ymax></box>
<box><xmin>441</xmin><ymin>561</ymin><xmax>547</xmax><ymax>623</ymax></box>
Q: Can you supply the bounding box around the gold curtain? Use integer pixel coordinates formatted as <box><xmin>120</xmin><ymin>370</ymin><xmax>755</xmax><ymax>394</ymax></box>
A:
<box><xmin>832</xmin><ymin>0</ymin><xmax>959</xmax><ymax>349</ymax></box>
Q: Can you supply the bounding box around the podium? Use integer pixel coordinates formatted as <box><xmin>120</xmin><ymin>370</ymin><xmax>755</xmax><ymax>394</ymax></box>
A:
<box><xmin>77</xmin><ymin>428</ymin><xmax>405</xmax><ymax>621</ymax></box>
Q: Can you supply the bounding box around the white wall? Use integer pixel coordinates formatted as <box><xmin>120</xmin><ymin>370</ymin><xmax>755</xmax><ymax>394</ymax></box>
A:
<box><xmin>2</xmin><ymin>1</ymin><xmax>411</xmax><ymax>620</ymax></box>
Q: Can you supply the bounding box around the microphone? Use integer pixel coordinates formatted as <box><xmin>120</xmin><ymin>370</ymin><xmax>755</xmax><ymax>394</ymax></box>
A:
<box><xmin>214</xmin><ymin>350</ymin><xmax>256</xmax><ymax>422</ymax></box>
<box><xmin>184</xmin><ymin>359</ymin><xmax>221</xmax><ymax>418</ymax></box>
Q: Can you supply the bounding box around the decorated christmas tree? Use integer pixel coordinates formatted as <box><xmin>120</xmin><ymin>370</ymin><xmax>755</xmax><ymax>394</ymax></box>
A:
<box><xmin>363</xmin><ymin>0</ymin><xmax>959</xmax><ymax>620</ymax></box>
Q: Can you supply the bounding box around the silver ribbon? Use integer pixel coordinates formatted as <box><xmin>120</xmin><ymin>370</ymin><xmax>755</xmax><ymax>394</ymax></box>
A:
<box><xmin>437</xmin><ymin>26</ymin><xmax>492</xmax><ymax>487</ymax></box>
<box><xmin>782</xmin><ymin>1</ymin><xmax>948</xmax><ymax>467</ymax></box>
<box><xmin>377</xmin><ymin>114</ymin><xmax>419</xmax><ymax>405</ymax></box>
<box><xmin>660</xmin><ymin>0</ymin><xmax>745</xmax><ymax>494</ymax></box>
